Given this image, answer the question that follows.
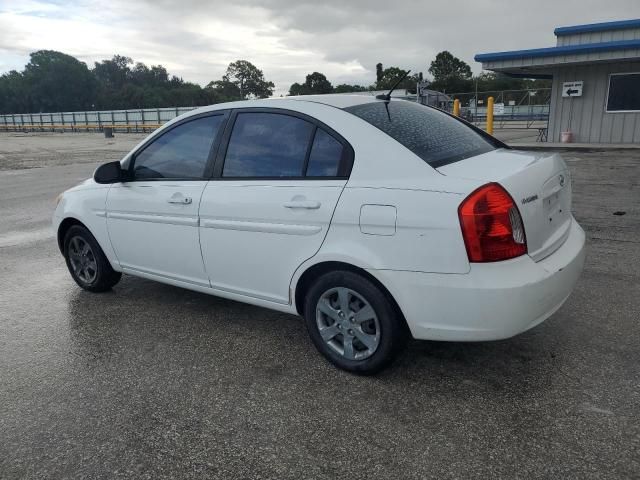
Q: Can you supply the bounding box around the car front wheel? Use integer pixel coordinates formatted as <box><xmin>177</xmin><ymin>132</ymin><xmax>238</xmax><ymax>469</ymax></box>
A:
<box><xmin>63</xmin><ymin>225</ymin><xmax>121</xmax><ymax>292</ymax></box>
<box><xmin>303</xmin><ymin>270</ymin><xmax>407</xmax><ymax>374</ymax></box>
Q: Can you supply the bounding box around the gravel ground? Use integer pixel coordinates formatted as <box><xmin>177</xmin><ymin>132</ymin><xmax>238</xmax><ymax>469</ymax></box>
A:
<box><xmin>0</xmin><ymin>132</ymin><xmax>638</xmax><ymax>479</ymax></box>
<box><xmin>0</xmin><ymin>132</ymin><xmax>146</xmax><ymax>170</ymax></box>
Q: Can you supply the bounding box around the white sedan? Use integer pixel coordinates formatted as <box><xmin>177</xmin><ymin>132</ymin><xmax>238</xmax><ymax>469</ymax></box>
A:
<box><xmin>53</xmin><ymin>95</ymin><xmax>586</xmax><ymax>374</ymax></box>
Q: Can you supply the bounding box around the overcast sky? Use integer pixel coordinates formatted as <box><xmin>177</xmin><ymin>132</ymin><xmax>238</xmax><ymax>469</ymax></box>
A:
<box><xmin>0</xmin><ymin>0</ymin><xmax>638</xmax><ymax>94</ymax></box>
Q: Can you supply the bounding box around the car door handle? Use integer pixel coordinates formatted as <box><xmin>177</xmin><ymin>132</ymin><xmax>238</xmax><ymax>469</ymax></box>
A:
<box><xmin>283</xmin><ymin>200</ymin><xmax>321</xmax><ymax>209</ymax></box>
<box><xmin>167</xmin><ymin>193</ymin><xmax>192</xmax><ymax>205</ymax></box>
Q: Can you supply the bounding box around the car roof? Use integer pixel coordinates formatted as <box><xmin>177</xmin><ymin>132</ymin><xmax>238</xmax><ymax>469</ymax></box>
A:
<box><xmin>286</xmin><ymin>94</ymin><xmax>382</xmax><ymax>109</ymax></box>
<box><xmin>185</xmin><ymin>94</ymin><xmax>383</xmax><ymax>117</ymax></box>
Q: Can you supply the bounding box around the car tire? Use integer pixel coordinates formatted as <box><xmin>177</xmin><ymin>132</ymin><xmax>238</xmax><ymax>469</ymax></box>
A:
<box><xmin>303</xmin><ymin>270</ymin><xmax>407</xmax><ymax>375</ymax></box>
<box><xmin>63</xmin><ymin>225</ymin><xmax>121</xmax><ymax>292</ymax></box>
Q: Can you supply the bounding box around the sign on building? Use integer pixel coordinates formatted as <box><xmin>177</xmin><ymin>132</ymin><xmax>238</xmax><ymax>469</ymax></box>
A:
<box><xmin>562</xmin><ymin>81</ymin><xmax>583</xmax><ymax>97</ymax></box>
<box><xmin>494</xmin><ymin>103</ymin><xmax>505</xmax><ymax>115</ymax></box>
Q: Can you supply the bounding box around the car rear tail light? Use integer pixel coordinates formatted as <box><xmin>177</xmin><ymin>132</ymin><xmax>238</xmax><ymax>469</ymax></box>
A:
<box><xmin>458</xmin><ymin>183</ymin><xmax>527</xmax><ymax>262</ymax></box>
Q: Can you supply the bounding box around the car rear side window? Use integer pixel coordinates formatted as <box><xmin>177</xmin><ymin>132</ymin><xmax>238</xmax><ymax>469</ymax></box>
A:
<box><xmin>223</xmin><ymin>112</ymin><xmax>314</xmax><ymax>177</ymax></box>
<box><xmin>133</xmin><ymin>115</ymin><xmax>224</xmax><ymax>180</ymax></box>
<box><xmin>306</xmin><ymin>128</ymin><xmax>343</xmax><ymax>177</ymax></box>
<box><xmin>344</xmin><ymin>101</ymin><xmax>497</xmax><ymax>168</ymax></box>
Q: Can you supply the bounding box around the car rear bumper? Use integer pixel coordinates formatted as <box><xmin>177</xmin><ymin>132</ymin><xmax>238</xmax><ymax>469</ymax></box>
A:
<box><xmin>369</xmin><ymin>217</ymin><xmax>586</xmax><ymax>341</ymax></box>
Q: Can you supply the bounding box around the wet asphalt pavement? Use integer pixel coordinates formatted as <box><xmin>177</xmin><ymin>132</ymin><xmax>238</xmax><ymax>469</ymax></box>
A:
<box><xmin>0</xmin><ymin>133</ymin><xmax>639</xmax><ymax>479</ymax></box>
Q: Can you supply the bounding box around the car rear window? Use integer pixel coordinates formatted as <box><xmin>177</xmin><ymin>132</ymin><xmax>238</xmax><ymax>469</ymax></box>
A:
<box><xmin>344</xmin><ymin>101</ymin><xmax>498</xmax><ymax>168</ymax></box>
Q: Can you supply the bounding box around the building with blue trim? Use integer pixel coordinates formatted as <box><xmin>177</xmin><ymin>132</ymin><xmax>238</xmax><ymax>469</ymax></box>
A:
<box><xmin>475</xmin><ymin>19</ymin><xmax>640</xmax><ymax>143</ymax></box>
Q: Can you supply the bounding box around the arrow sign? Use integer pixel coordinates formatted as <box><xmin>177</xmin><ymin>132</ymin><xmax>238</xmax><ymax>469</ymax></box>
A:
<box><xmin>562</xmin><ymin>81</ymin><xmax>583</xmax><ymax>98</ymax></box>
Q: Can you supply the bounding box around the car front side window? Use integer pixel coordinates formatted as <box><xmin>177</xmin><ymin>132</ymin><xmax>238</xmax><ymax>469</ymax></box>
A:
<box><xmin>133</xmin><ymin>115</ymin><xmax>224</xmax><ymax>180</ymax></box>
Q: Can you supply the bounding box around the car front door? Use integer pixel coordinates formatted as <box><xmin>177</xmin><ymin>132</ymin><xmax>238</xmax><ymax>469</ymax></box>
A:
<box><xmin>199</xmin><ymin>109</ymin><xmax>353</xmax><ymax>304</ymax></box>
<box><xmin>106</xmin><ymin>112</ymin><xmax>227</xmax><ymax>287</ymax></box>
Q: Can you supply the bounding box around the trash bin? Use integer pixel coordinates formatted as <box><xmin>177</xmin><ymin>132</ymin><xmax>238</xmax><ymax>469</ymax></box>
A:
<box><xmin>104</xmin><ymin>126</ymin><xmax>114</xmax><ymax>138</ymax></box>
<box><xmin>560</xmin><ymin>131</ymin><xmax>573</xmax><ymax>143</ymax></box>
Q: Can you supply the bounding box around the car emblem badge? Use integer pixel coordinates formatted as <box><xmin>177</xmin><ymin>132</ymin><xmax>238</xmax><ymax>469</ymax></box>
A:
<box><xmin>559</xmin><ymin>174</ymin><xmax>565</xmax><ymax>187</ymax></box>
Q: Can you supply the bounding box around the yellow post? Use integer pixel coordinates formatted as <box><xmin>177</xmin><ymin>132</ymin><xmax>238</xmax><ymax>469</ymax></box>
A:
<box><xmin>453</xmin><ymin>99</ymin><xmax>460</xmax><ymax>117</ymax></box>
<box><xmin>486</xmin><ymin>96</ymin><xmax>494</xmax><ymax>135</ymax></box>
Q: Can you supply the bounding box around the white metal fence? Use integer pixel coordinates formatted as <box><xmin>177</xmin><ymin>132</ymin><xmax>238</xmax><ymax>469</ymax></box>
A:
<box><xmin>0</xmin><ymin>106</ymin><xmax>198</xmax><ymax>132</ymax></box>
<box><xmin>444</xmin><ymin>88</ymin><xmax>552</xmax><ymax>130</ymax></box>
<box><xmin>0</xmin><ymin>90</ymin><xmax>552</xmax><ymax>135</ymax></box>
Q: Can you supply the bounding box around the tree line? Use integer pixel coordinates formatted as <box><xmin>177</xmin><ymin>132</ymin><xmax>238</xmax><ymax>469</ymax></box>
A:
<box><xmin>0</xmin><ymin>50</ymin><xmax>550</xmax><ymax>115</ymax></box>
<box><xmin>288</xmin><ymin>51</ymin><xmax>550</xmax><ymax>96</ymax></box>
<box><xmin>0</xmin><ymin>51</ymin><xmax>274</xmax><ymax>114</ymax></box>
<box><xmin>288</xmin><ymin>65</ymin><xmax>423</xmax><ymax>96</ymax></box>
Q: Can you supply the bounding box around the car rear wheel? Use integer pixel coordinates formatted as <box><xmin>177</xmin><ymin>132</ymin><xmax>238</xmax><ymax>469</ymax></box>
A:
<box><xmin>63</xmin><ymin>225</ymin><xmax>121</xmax><ymax>292</ymax></box>
<box><xmin>303</xmin><ymin>270</ymin><xmax>406</xmax><ymax>374</ymax></box>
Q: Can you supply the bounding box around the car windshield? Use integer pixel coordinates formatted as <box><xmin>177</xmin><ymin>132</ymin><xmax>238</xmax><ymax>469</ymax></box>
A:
<box><xmin>344</xmin><ymin>101</ymin><xmax>498</xmax><ymax>168</ymax></box>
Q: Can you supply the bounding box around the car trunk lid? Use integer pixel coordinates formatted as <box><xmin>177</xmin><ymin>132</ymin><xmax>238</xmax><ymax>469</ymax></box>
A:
<box><xmin>438</xmin><ymin>148</ymin><xmax>572</xmax><ymax>261</ymax></box>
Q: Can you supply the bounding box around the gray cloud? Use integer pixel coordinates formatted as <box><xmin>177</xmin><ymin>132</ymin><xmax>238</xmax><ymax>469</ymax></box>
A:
<box><xmin>0</xmin><ymin>0</ymin><xmax>638</xmax><ymax>94</ymax></box>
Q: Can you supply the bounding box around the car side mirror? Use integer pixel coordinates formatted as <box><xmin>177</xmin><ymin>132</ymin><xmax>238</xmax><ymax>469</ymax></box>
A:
<box><xmin>94</xmin><ymin>161</ymin><xmax>126</xmax><ymax>184</ymax></box>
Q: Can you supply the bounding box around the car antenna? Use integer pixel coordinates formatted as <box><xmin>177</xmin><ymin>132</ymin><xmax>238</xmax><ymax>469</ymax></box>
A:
<box><xmin>376</xmin><ymin>69</ymin><xmax>411</xmax><ymax>102</ymax></box>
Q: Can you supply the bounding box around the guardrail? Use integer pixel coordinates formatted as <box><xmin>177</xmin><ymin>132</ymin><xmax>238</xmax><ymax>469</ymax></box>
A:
<box><xmin>0</xmin><ymin>123</ymin><xmax>163</xmax><ymax>133</ymax></box>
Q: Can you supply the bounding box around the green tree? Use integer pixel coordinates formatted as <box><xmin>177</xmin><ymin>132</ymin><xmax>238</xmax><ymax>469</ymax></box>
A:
<box><xmin>130</xmin><ymin>63</ymin><xmax>171</xmax><ymax>87</ymax></box>
<box><xmin>0</xmin><ymin>51</ymin><xmax>277</xmax><ymax>113</ymax></box>
<box><xmin>376</xmin><ymin>63</ymin><xmax>384</xmax><ymax>83</ymax></box>
<box><xmin>427</xmin><ymin>51</ymin><xmax>473</xmax><ymax>93</ymax></box>
<box><xmin>93</xmin><ymin>55</ymin><xmax>132</xmax><ymax>90</ymax></box>
<box><xmin>117</xmin><ymin>83</ymin><xmax>145</xmax><ymax>108</ymax></box>
<box><xmin>304</xmin><ymin>72</ymin><xmax>333</xmax><ymax>94</ymax></box>
<box><xmin>376</xmin><ymin>66</ymin><xmax>401</xmax><ymax>89</ymax></box>
<box><xmin>288</xmin><ymin>72</ymin><xmax>334</xmax><ymax>95</ymax></box>
<box><xmin>205</xmin><ymin>79</ymin><xmax>242</xmax><ymax>102</ymax></box>
<box><xmin>223</xmin><ymin>60</ymin><xmax>274</xmax><ymax>99</ymax></box>
<box><xmin>376</xmin><ymin>66</ymin><xmax>416</xmax><ymax>91</ymax></box>
<box><xmin>0</xmin><ymin>71</ymin><xmax>30</xmax><ymax>114</ymax></box>
<box><xmin>428</xmin><ymin>51</ymin><xmax>472</xmax><ymax>82</ymax></box>
<box><xmin>22</xmin><ymin>50</ymin><xmax>96</xmax><ymax>112</ymax></box>
<box><xmin>172</xmin><ymin>82</ymin><xmax>217</xmax><ymax>106</ymax></box>
<box><xmin>334</xmin><ymin>84</ymin><xmax>367</xmax><ymax>93</ymax></box>
<box><xmin>288</xmin><ymin>82</ymin><xmax>307</xmax><ymax>96</ymax></box>
<box><xmin>93</xmin><ymin>55</ymin><xmax>133</xmax><ymax>108</ymax></box>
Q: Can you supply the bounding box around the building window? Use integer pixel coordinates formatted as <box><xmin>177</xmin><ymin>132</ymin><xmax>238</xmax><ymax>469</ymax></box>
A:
<box><xmin>606</xmin><ymin>73</ymin><xmax>640</xmax><ymax>112</ymax></box>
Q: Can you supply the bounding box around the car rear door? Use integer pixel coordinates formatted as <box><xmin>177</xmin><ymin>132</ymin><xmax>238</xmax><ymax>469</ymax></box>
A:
<box><xmin>106</xmin><ymin>112</ymin><xmax>227</xmax><ymax>287</ymax></box>
<box><xmin>198</xmin><ymin>108</ymin><xmax>353</xmax><ymax>304</ymax></box>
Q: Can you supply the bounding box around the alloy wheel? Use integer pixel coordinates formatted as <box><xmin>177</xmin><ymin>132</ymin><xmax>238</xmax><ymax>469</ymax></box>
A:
<box><xmin>68</xmin><ymin>236</ymin><xmax>98</xmax><ymax>284</ymax></box>
<box><xmin>315</xmin><ymin>287</ymin><xmax>381</xmax><ymax>361</ymax></box>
